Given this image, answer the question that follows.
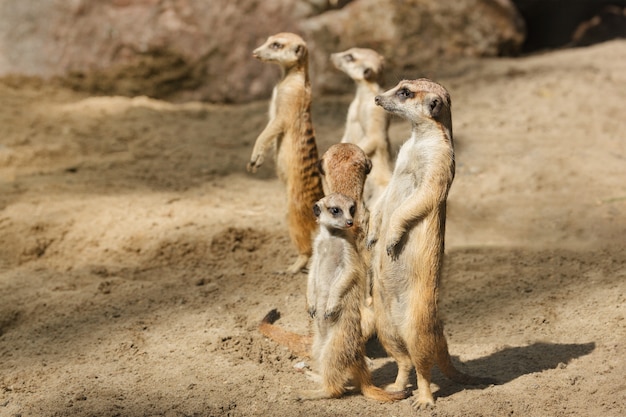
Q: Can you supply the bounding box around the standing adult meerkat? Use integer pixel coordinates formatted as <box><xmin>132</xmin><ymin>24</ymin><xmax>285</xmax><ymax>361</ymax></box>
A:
<box><xmin>367</xmin><ymin>79</ymin><xmax>492</xmax><ymax>408</ymax></box>
<box><xmin>247</xmin><ymin>32</ymin><xmax>324</xmax><ymax>274</ymax></box>
<box><xmin>331</xmin><ymin>48</ymin><xmax>393</xmax><ymax>205</ymax></box>
<box><xmin>298</xmin><ymin>193</ymin><xmax>407</xmax><ymax>403</ymax></box>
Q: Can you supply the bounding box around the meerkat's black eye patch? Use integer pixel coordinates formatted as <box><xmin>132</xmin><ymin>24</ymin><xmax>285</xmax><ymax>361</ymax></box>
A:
<box><xmin>396</xmin><ymin>87</ymin><xmax>414</xmax><ymax>100</ymax></box>
<box><xmin>330</xmin><ymin>207</ymin><xmax>342</xmax><ymax>216</ymax></box>
<box><xmin>349</xmin><ymin>205</ymin><xmax>356</xmax><ymax>217</ymax></box>
<box><xmin>270</xmin><ymin>42</ymin><xmax>283</xmax><ymax>50</ymax></box>
<box><xmin>344</xmin><ymin>53</ymin><xmax>354</xmax><ymax>62</ymax></box>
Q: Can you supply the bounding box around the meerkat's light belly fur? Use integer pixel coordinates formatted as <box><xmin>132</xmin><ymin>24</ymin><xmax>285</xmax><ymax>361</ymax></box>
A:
<box><xmin>376</xmin><ymin>134</ymin><xmax>450</xmax><ymax>321</ymax></box>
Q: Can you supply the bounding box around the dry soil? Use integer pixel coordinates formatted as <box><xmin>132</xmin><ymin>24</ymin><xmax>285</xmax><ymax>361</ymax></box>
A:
<box><xmin>0</xmin><ymin>40</ymin><xmax>625</xmax><ymax>417</ymax></box>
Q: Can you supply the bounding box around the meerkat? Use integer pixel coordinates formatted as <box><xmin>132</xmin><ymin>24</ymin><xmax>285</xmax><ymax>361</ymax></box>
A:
<box><xmin>258</xmin><ymin>143</ymin><xmax>374</xmax><ymax>356</ymax></box>
<box><xmin>258</xmin><ymin>143</ymin><xmax>376</xmax><ymax>353</ymax></box>
<box><xmin>318</xmin><ymin>142</ymin><xmax>376</xmax><ymax>336</ymax></box>
<box><xmin>366</xmin><ymin>79</ymin><xmax>493</xmax><ymax>409</ymax></box>
<box><xmin>331</xmin><ymin>48</ymin><xmax>393</xmax><ymax>205</ymax></box>
<box><xmin>318</xmin><ymin>143</ymin><xmax>371</xmax><ymax>243</ymax></box>
<box><xmin>247</xmin><ymin>32</ymin><xmax>324</xmax><ymax>274</ymax></box>
<box><xmin>297</xmin><ymin>193</ymin><xmax>407</xmax><ymax>402</ymax></box>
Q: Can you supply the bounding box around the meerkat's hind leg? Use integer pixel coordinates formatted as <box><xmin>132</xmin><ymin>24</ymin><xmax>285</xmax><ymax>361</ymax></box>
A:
<box><xmin>385</xmin><ymin>354</ymin><xmax>413</xmax><ymax>392</ymax></box>
<box><xmin>352</xmin><ymin>362</ymin><xmax>409</xmax><ymax>402</ymax></box>
<box><xmin>409</xmin><ymin>364</ymin><xmax>436</xmax><ymax>409</ymax></box>
<box><xmin>286</xmin><ymin>254</ymin><xmax>309</xmax><ymax>274</ymax></box>
<box><xmin>407</xmin><ymin>340</ymin><xmax>437</xmax><ymax>408</ymax></box>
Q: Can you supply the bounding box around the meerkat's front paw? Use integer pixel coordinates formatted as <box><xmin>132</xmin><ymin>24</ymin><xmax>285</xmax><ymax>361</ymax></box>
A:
<box><xmin>246</xmin><ymin>154</ymin><xmax>264</xmax><ymax>173</ymax></box>
<box><xmin>323</xmin><ymin>308</ymin><xmax>339</xmax><ymax>322</ymax></box>
<box><xmin>365</xmin><ymin>235</ymin><xmax>378</xmax><ymax>250</ymax></box>
<box><xmin>307</xmin><ymin>306</ymin><xmax>316</xmax><ymax>318</ymax></box>
<box><xmin>386</xmin><ymin>241</ymin><xmax>400</xmax><ymax>260</ymax></box>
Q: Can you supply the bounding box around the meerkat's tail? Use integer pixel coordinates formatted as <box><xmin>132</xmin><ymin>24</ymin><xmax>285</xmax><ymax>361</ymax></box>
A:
<box><xmin>361</xmin><ymin>384</ymin><xmax>408</xmax><ymax>402</ymax></box>
<box><xmin>258</xmin><ymin>309</ymin><xmax>312</xmax><ymax>358</ymax></box>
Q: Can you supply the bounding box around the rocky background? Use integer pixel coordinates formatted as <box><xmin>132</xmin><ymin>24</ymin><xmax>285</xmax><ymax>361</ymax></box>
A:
<box><xmin>0</xmin><ymin>0</ymin><xmax>625</xmax><ymax>102</ymax></box>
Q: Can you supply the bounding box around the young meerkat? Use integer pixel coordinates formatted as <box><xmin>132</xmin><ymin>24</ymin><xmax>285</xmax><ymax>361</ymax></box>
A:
<box><xmin>331</xmin><ymin>47</ymin><xmax>393</xmax><ymax>205</ymax></box>
<box><xmin>367</xmin><ymin>79</ymin><xmax>493</xmax><ymax>409</ymax></box>
<box><xmin>258</xmin><ymin>143</ymin><xmax>375</xmax><ymax>355</ymax></box>
<box><xmin>247</xmin><ymin>32</ymin><xmax>324</xmax><ymax>274</ymax></box>
<box><xmin>298</xmin><ymin>193</ymin><xmax>407</xmax><ymax>403</ymax></box>
<box><xmin>318</xmin><ymin>143</ymin><xmax>371</xmax><ymax>242</ymax></box>
<box><xmin>319</xmin><ymin>142</ymin><xmax>377</xmax><ymax>336</ymax></box>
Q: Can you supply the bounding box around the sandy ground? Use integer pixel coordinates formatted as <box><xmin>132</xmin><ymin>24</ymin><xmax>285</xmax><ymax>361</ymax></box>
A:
<box><xmin>0</xmin><ymin>40</ymin><xmax>625</xmax><ymax>417</ymax></box>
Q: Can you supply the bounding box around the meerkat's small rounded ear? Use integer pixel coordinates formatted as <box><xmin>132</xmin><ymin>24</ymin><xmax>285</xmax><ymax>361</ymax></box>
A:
<box><xmin>363</xmin><ymin>67</ymin><xmax>375</xmax><ymax>81</ymax></box>
<box><xmin>317</xmin><ymin>159</ymin><xmax>325</xmax><ymax>176</ymax></box>
<box><xmin>426</xmin><ymin>95</ymin><xmax>443</xmax><ymax>117</ymax></box>
<box><xmin>313</xmin><ymin>203</ymin><xmax>321</xmax><ymax>218</ymax></box>
<box><xmin>364</xmin><ymin>158</ymin><xmax>372</xmax><ymax>175</ymax></box>
<box><xmin>295</xmin><ymin>44</ymin><xmax>306</xmax><ymax>59</ymax></box>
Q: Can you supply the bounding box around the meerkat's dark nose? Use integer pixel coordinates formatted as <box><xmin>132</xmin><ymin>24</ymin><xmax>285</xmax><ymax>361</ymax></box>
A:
<box><xmin>346</xmin><ymin>219</ymin><xmax>354</xmax><ymax>227</ymax></box>
<box><xmin>374</xmin><ymin>96</ymin><xmax>382</xmax><ymax>105</ymax></box>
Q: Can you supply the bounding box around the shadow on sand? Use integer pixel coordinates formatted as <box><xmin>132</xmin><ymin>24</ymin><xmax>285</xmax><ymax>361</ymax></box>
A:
<box><xmin>368</xmin><ymin>338</ymin><xmax>596</xmax><ymax>398</ymax></box>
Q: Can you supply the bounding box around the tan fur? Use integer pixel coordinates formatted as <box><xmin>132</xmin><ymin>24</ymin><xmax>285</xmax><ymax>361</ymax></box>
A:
<box><xmin>258</xmin><ymin>144</ymin><xmax>375</xmax><ymax>356</ymax></box>
<box><xmin>367</xmin><ymin>79</ymin><xmax>493</xmax><ymax>409</ymax></box>
<box><xmin>297</xmin><ymin>193</ymin><xmax>407</xmax><ymax>403</ymax></box>
<box><xmin>331</xmin><ymin>48</ymin><xmax>393</xmax><ymax>205</ymax></box>
<box><xmin>319</xmin><ymin>143</ymin><xmax>376</xmax><ymax>337</ymax></box>
<box><xmin>247</xmin><ymin>32</ymin><xmax>324</xmax><ymax>274</ymax></box>
<box><xmin>318</xmin><ymin>143</ymin><xmax>371</xmax><ymax>244</ymax></box>
<box><xmin>258</xmin><ymin>309</ymin><xmax>311</xmax><ymax>358</ymax></box>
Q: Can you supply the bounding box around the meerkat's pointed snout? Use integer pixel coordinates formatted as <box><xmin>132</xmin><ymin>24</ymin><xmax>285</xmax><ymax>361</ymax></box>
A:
<box><xmin>374</xmin><ymin>95</ymin><xmax>382</xmax><ymax>105</ymax></box>
<box><xmin>346</xmin><ymin>219</ymin><xmax>354</xmax><ymax>227</ymax></box>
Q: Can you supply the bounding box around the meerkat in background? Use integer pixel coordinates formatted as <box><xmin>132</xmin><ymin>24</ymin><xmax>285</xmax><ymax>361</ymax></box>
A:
<box><xmin>318</xmin><ymin>143</ymin><xmax>371</xmax><ymax>242</ymax></box>
<box><xmin>247</xmin><ymin>32</ymin><xmax>324</xmax><ymax>274</ymax></box>
<box><xmin>367</xmin><ymin>79</ymin><xmax>493</xmax><ymax>408</ymax></box>
<box><xmin>331</xmin><ymin>48</ymin><xmax>393</xmax><ymax>205</ymax></box>
<box><xmin>298</xmin><ymin>193</ymin><xmax>407</xmax><ymax>403</ymax></box>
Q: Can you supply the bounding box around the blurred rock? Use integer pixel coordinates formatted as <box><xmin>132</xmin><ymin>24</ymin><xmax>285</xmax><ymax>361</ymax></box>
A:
<box><xmin>299</xmin><ymin>0</ymin><xmax>526</xmax><ymax>94</ymax></box>
<box><xmin>0</xmin><ymin>0</ymin><xmax>525</xmax><ymax>102</ymax></box>
<box><xmin>0</xmin><ymin>0</ymin><xmax>300</xmax><ymax>102</ymax></box>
